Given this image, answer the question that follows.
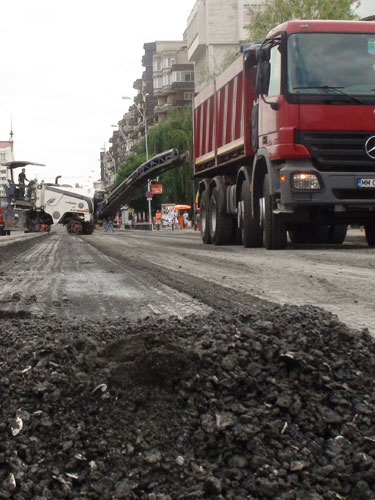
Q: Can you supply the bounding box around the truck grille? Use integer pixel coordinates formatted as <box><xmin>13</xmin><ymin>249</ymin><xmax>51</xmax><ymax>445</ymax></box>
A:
<box><xmin>296</xmin><ymin>131</ymin><xmax>375</xmax><ymax>172</ymax></box>
<box><xmin>332</xmin><ymin>189</ymin><xmax>375</xmax><ymax>200</ymax></box>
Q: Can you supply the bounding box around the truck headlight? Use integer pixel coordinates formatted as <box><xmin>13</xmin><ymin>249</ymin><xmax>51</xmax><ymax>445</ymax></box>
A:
<box><xmin>292</xmin><ymin>173</ymin><xmax>321</xmax><ymax>190</ymax></box>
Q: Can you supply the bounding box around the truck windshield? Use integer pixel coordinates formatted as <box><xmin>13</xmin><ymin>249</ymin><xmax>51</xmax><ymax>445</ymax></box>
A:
<box><xmin>288</xmin><ymin>33</ymin><xmax>375</xmax><ymax>96</ymax></box>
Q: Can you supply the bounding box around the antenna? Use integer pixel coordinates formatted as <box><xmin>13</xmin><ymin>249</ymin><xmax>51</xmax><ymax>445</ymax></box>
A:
<box><xmin>9</xmin><ymin>116</ymin><xmax>14</xmax><ymax>140</ymax></box>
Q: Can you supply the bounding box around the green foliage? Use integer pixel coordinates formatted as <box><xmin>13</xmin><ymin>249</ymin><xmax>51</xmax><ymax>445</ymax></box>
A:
<box><xmin>248</xmin><ymin>0</ymin><xmax>360</xmax><ymax>41</ymax></box>
<box><xmin>115</xmin><ymin>106</ymin><xmax>194</xmax><ymax>212</ymax></box>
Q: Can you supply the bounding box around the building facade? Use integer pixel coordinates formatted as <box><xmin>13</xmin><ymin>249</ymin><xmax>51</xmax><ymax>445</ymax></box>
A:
<box><xmin>102</xmin><ymin>40</ymin><xmax>194</xmax><ymax>191</ymax></box>
<box><xmin>0</xmin><ymin>139</ymin><xmax>14</xmax><ymax>199</ymax></box>
<box><xmin>151</xmin><ymin>40</ymin><xmax>194</xmax><ymax>123</ymax></box>
<box><xmin>186</xmin><ymin>0</ymin><xmax>265</xmax><ymax>92</ymax></box>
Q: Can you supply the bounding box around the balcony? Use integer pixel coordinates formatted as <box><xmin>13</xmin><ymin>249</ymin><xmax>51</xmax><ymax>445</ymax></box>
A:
<box><xmin>134</xmin><ymin>93</ymin><xmax>143</xmax><ymax>105</ymax></box>
<box><xmin>160</xmin><ymin>85</ymin><xmax>172</xmax><ymax>95</ymax></box>
<box><xmin>133</xmin><ymin>78</ymin><xmax>142</xmax><ymax>90</ymax></box>
<box><xmin>171</xmin><ymin>81</ymin><xmax>195</xmax><ymax>91</ymax></box>
<box><xmin>153</xmin><ymin>105</ymin><xmax>165</xmax><ymax>114</ymax></box>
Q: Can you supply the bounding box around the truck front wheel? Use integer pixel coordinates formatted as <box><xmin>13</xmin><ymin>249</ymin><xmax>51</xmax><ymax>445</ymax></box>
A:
<box><xmin>262</xmin><ymin>175</ymin><xmax>287</xmax><ymax>250</ymax></box>
<box><xmin>327</xmin><ymin>224</ymin><xmax>347</xmax><ymax>244</ymax></box>
<box><xmin>200</xmin><ymin>190</ymin><xmax>211</xmax><ymax>244</ymax></box>
<box><xmin>209</xmin><ymin>187</ymin><xmax>233</xmax><ymax>245</ymax></box>
<box><xmin>364</xmin><ymin>224</ymin><xmax>375</xmax><ymax>247</ymax></box>
<box><xmin>240</xmin><ymin>182</ymin><xmax>262</xmax><ymax>248</ymax></box>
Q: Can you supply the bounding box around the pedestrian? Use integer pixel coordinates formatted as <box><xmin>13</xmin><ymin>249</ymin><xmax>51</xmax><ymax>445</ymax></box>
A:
<box><xmin>104</xmin><ymin>217</ymin><xmax>114</xmax><ymax>233</ymax></box>
<box><xmin>183</xmin><ymin>211</ymin><xmax>189</xmax><ymax>228</ymax></box>
<box><xmin>18</xmin><ymin>168</ymin><xmax>29</xmax><ymax>199</ymax></box>
<box><xmin>155</xmin><ymin>210</ymin><xmax>162</xmax><ymax>230</ymax></box>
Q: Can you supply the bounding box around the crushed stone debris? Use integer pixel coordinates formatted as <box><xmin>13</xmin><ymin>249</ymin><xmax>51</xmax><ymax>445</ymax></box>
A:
<box><xmin>0</xmin><ymin>305</ymin><xmax>375</xmax><ymax>499</ymax></box>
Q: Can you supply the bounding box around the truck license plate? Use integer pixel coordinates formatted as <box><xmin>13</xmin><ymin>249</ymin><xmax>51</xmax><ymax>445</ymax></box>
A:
<box><xmin>357</xmin><ymin>178</ymin><xmax>375</xmax><ymax>188</ymax></box>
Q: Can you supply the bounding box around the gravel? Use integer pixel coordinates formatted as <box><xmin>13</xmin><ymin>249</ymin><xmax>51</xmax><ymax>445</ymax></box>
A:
<box><xmin>1</xmin><ymin>304</ymin><xmax>375</xmax><ymax>499</ymax></box>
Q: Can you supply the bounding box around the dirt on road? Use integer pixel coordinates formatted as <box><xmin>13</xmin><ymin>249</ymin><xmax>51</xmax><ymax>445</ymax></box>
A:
<box><xmin>1</xmin><ymin>229</ymin><xmax>375</xmax><ymax>499</ymax></box>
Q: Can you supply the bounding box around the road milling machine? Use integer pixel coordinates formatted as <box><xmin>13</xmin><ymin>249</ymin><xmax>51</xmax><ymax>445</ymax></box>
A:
<box><xmin>0</xmin><ymin>149</ymin><xmax>189</xmax><ymax>235</ymax></box>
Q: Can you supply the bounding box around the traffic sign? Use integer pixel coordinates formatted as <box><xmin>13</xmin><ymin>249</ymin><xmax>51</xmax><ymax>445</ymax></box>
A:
<box><xmin>151</xmin><ymin>184</ymin><xmax>163</xmax><ymax>194</ymax></box>
<box><xmin>146</xmin><ymin>191</ymin><xmax>153</xmax><ymax>200</ymax></box>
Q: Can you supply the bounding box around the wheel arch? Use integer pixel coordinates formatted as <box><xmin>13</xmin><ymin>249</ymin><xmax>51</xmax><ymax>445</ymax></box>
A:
<box><xmin>251</xmin><ymin>150</ymin><xmax>278</xmax><ymax>216</ymax></box>
<box><xmin>236</xmin><ymin>166</ymin><xmax>252</xmax><ymax>207</ymax></box>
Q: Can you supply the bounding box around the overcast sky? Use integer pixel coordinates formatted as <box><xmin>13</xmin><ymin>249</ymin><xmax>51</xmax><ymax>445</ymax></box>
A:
<box><xmin>0</xmin><ymin>0</ymin><xmax>374</xmax><ymax>187</ymax></box>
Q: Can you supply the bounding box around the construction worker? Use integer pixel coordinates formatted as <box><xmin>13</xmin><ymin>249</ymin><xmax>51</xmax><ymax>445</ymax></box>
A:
<box><xmin>155</xmin><ymin>210</ymin><xmax>162</xmax><ymax>230</ymax></box>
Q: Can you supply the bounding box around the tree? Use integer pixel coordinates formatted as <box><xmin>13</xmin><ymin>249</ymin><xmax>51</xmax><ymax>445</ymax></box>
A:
<box><xmin>115</xmin><ymin>106</ymin><xmax>194</xmax><ymax>211</ymax></box>
<box><xmin>248</xmin><ymin>0</ymin><xmax>360</xmax><ymax>41</ymax></box>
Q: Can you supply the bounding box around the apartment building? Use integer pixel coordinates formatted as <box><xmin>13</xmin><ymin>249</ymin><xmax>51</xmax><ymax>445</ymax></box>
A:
<box><xmin>151</xmin><ymin>40</ymin><xmax>194</xmax><ymax>122</ymax></box>
<box><xmin>102</xmin><ymin>40</ymin><xmax>194</xmax><ymax>191</ymax></box>
<box><xmin>0</xmin><ymin>138</ymin><xmax>14</xmax><ymax>199</ymax></box>
<box><xmin>186</xmin><ymin>0</ymin><xmax>265</xmax><ymax>92</ymax></box>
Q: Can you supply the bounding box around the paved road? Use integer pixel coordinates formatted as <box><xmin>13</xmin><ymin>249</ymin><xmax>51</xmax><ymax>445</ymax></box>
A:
<box><xmin>0</xmin><ymin>227</ymin><xmax>373</xmax><ymax>333</ymax></box>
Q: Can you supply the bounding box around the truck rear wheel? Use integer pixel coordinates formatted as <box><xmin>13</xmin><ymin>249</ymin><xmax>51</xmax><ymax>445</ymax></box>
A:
<box><xmin>262</xmin><ymin>175</ymin><xmax>287</xmax><ymax>250</ymax></box>
<box><xmin>240</xmin><ymin>182</ymin><xmax>262</xmax><ymax>248</ymax></box>
<box><xmin>200</xmin><ymin>190</ymin><xmax>211</xmax><ymax>244</ymax></box>
<box><xmin>209</xmin><ymin>187</ymin><xmax>233</xmax><ymax>245</ymax></box>
<box><xmin>364</xmin><ymin>224</ymin><xmax>375</xmax><ymax>247</ymax></box>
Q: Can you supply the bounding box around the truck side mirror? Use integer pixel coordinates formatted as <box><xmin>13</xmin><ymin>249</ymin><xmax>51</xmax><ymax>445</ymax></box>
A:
<box><xmin>256</xmin><ymin>61</ymin><xmax>271</xmax><ymax>95</ymax></box>
<box><xmin>256</xmin><ymin>46</ymin><xmax>271</xmax><ymax>62</ymax></box>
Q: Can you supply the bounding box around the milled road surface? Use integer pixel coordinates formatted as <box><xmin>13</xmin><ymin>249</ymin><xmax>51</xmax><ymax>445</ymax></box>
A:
<box><xmin>2</xmin><ymin>227</ymin><xmax>375</xmax><ymax>500</ymax></box>
<box><xmin>0</xmin><ymin>227</ymin><xmax>373</xmax><ymax>333</ymax></box>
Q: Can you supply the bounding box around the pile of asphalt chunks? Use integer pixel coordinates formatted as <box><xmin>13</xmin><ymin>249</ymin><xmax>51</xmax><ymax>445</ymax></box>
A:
<box><xmin>1</xmin><ymin>303</ymin><xmax>375</xmax><ymax>500</ymax></box>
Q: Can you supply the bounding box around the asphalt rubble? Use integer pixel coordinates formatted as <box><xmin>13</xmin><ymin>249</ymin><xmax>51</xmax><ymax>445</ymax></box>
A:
<box><xmin>1</xmin><ymin>304</ymin><xmax>375</xmax><ymax>500</ymax></box>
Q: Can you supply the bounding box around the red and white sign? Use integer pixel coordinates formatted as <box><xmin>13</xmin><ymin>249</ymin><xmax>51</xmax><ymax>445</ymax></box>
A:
<box><xmin>151</xmin><ymin>184</ymin><xmax>163</xmax><ymax>195</ymax></box>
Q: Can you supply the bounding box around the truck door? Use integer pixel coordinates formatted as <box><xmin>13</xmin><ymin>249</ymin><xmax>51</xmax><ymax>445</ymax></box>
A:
<box><xmin>258</xmin><ymin>42</ymin><xmax>282</xmax><ymax>151</ymax></box>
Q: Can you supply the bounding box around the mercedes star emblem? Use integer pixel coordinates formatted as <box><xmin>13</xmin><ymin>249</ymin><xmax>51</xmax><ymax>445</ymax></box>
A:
<box><xmin>365</xmin><ymin>136</ymin><xmax>375</xmax><ymax>160</ymax></box>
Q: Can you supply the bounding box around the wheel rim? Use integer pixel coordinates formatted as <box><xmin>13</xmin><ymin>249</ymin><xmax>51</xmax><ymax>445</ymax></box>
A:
<box><xmin>259</xmin><ymin>197</ymin><xmax>265</xmax><ymax>228</ymax></box>
<box><xmin>211</xmin><ymin>197</ymin><xmax>217</xmax><ymax>235</ymax></box>
<box><xmin>201</xmin><ymin>203</ymin><xmax>207</xmax><ymax>234</ymax></box>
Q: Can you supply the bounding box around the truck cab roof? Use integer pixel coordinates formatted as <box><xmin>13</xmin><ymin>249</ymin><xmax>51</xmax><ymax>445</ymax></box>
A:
<box><xmin>267</xmin><ymin>19</ymin><xmax>375</xmax><ymax>38</ymax></box>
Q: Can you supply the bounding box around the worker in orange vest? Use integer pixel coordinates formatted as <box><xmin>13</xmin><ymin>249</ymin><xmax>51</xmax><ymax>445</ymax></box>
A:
<box><xmin>155</xmin><ymin>210</ymin><xmax>162</xmax><ymax>230</ymax></box>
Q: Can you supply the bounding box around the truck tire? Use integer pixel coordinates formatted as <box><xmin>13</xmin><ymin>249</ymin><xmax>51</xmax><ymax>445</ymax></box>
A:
<box><xmin>263</xmin><ymin>174</ymin><xmax>287</xmax><ymax>250</ymax></box>
<box><xmin>327</xmin><ymin>224</ymin><xmax>347</xmax><ymax>244</ymax></box>
<box><xmin>288</xmin><ymin>226</ymin><xmax>306</xmax><ymax>244</ymax></box>
<box><xmin>364</xmin><ymin>224</ymin><xmax>375</xmax><ymax>247</ymax></box>
<box><xmin>289</xmin><ymin>224</ymin><xmax>329</xmax><ymax>244</ymax></box>
<box><xmin>200</xmin><ymin>190</ymin><xmax>211</xmax><ymax>244</ymax></box>
<box><xmin>240</xmin><ymin>182</ymin><xmax>262</xmax><ymax>248</ymax></box>
<box><xmin>209</xmin><ymin>187</ymin><xmax>233</xmax><ymax>245</ymax></box>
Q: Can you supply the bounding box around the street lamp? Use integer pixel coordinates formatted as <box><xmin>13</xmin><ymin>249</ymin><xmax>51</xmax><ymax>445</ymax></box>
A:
<box><xmin>122</xmin><ymin>94</ymin><xmax>152</xmax><ymax>229</ymax></box>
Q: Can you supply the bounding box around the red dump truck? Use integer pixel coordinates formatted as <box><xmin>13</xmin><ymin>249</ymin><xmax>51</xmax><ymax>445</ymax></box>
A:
<box><xmin>194</xmin><ymin>20</ymin><xmax>375</xmax><ymax>249</ymax></box>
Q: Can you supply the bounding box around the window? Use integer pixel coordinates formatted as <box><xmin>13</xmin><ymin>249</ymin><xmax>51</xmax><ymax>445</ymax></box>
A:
<box><xmin>268</xmin><ymin>45</ymin><xmax>281</xmax><ymax>97</ymax></box>
<box><xmin>0</xmin><ymin>153</ymin><xmax>6</xmax><ymax>161</ymax></box>
<box><xmin>162</xmin><ymin>57</ymin><xmax>176</xmax><ymax>69</ymax></box>
<box><xmin>162</xmin><ymin>74</ymin><xmax>171</xmax><ymax>87</ymax></box>
<box><xmin>153</xmin><ymin>76</ymin><xmax>163</xmax><ymax>89</ymax></box>
<box><xmin>153</xmin><ymin>59</ymin><xmax>162</xmax><ymax>72</ymax></box>
<box><xmin>184</xmin><ymin>92</ymin><xmax>194</xmax><ymax>100</ymax></box>
<box><xmin>172</xmin><ymin>71</ymin><xmax>195</xmax><ymax>83</ymax></box>
<box><xmin>288</xmin><ymin>33</ymin><xmax>375</xmax><ymax>96</ymax></box>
